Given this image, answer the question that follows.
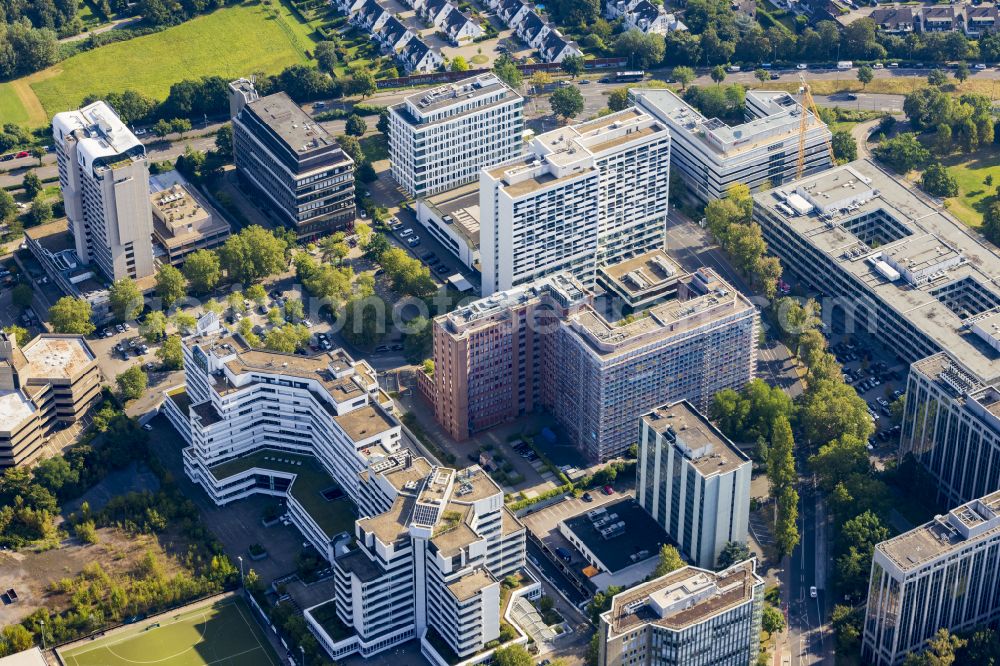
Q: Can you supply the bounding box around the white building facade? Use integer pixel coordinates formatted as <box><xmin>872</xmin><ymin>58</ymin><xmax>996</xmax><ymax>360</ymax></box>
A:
<box><xmin>598</xmin><ymin>560</ymin><xmax>764</xmax><ymax>666</ymax></box>
<box><xmin>53</xmin><ymin>101</ymin><xmax>155</xmax><ymax>282</ymax></box>
<box><xmin>637</xmin><ymin>401</ymin><xmax>752</xmax><ymax>569</ymax></box>
<box><xmin>863</xmin><ymin>490</ymin><xmax>1000</xmax><ymax>665</ymax></box>
<box><xmin>633</xmin><ymin>88</ymin><xmax>832</xmax><ymax>203</ymax></box>
<box><xmin>480</xmin><ymin>107</ymin><xmax>671</xmax><ymax>295</ymax></box>
<box><xmin>389</xmin><ymin>74</ymin><xmax>524</xmax><ymax>199</ymax></box>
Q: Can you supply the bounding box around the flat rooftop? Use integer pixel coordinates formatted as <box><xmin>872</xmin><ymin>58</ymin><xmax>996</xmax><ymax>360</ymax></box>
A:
<box><xmin>754</xmin><ymin>159</ymin><xmax>1000</xmax><ymax>384</ymax></box>
<box><xmin>569</xmin><ymin>268</ymin><xmax>755</xmax><ymax>357</ymax></box>
<box><xmin>21</xmin><ymin>335</ymin><xmax>95</xmax><ymax>379</ymax></box>
<box><xmin>643</xmin><ymin>401</ymin><xmax>751</xmax><ymax>476</ymax></box>
<box><xmin>562</xmin><ymin>498</ymin><xmax>670</xmax><ymax>573</ymax></box>
<box><xmin>633</xmin><ymin>88</ymin><xmax>826</xmax><ymax>158</ymax></box>
<box><xmin>334</xmin><ymin>405</ymin><xmax>396</xmax><ymax>444</ymax></box>
<box><xmin>878</xmin><ymin>490</ymin><xmax>1000</xmax><ymax>573</ymax></box>
<box><xmin>605</xmin><ymin>560</ymin><xmax>761</xmax><ymax>634</ymax></box>
<box><xmin>423</xmin><ymin>181</ymin><xmax>481</xmax><ymax>247</ymax></box>
<box><xmin>0</xmin><ymin>390</ymin><xmax>35</xmax><ymax>431</ymax></box>
<box><xmin>441</xmin><ymin>273</ymin><xmax>588</xmax><ymax>335</ymax></box>
<box><xmin>448</xmin><ymin>568</ymin><xmax>496</xmax><ymax>602</ymax></box>
<box><xmin>599</xmin><ymin>249</ymin><xmax>685</xmax><ymax>304</ymax></box>
<box><xmin>534</xmin><ymin>107</ymin><xmax>666</xmax><ymax>168</ymax></box>
<box><xmin>149</xmin><ymin>171</ymin><xmax>230</xmax><ymax>249</ymax></box>
<box><xmin>208</xmin><ymin>449</ymin><xmax>356</xmax><ymax>538</ymax></box>
<box><xmin>359</xmin><ymin>494</ymin><xmax>415</xmax><ymax>544</ymax></box>
<box><xmin>247</xmin><ymin>92</ymin><xmax>341</xmax><ymax>155</ymax></box>
<box><xmin>399</xmin><ymin>72</ymin><xmax>521</xmax><ymax>123</ymax></box>
<box><xmin>52</xmin><ymin>101</ymin><xmax>143</xmax><ymax>172</ymax></box>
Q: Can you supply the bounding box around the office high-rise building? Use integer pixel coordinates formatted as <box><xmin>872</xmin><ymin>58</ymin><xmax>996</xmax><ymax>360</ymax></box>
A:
<box><xmin>863</xmin><ymin>490</ymin><xmax>1000</xmax><ymax>665</ymax></box>
<box><xmin>633</xmin><ymin>88</ymin><xmax>832</xmax><ymax>203</ymax></box>
<box><xmin>53</xmin><ymin>101</ymin><xmax>155</xmax><ymax>282</ymax></box>
<box><xmin>389</xmin><ymin>73</ymin><xmax>523</xmax><ymax>198</ymax></box>
<box><xmin>229</xmin><ymin>80</ymin><xmax>355</xmax><ymax>239</ymax></box>
<box><xmin>309</xmin><ymin>457</ymin><xmax>526</xmax><ymax>661</ymax></box>
<box><xmin>427</xmin><ymin>256</ymin><xmax>758</xmax><ymax>461</ymax></box>
<box><xmin>0</xmin><ymin>332</ymin><xmax>101</xmax><ymax>468</ymax></box>
<box><xmin>900</xmin><ymin>353</ymin><xmax>1000</xmax><ymax>509</ymax></box>
<box><xmin>480</xmin><ymin>107</ymin><xmax>670</xmax><ymax>295</ymax></box>
<box><xmin>637</xmin><ymin>401</ymin><xmax>752</xmax><ymax>570</ymax></box>
<box><xmin>597</xmin><ymin>560</ymin><xmax>764</xmax><ymax>666</ymax></box>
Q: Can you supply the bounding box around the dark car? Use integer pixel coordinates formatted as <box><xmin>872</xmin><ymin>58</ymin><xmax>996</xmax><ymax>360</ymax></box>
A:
<box><xmin>582</xmin><ymin>492</ymin><xmax>593</xmax><ymax>502</ymax></box>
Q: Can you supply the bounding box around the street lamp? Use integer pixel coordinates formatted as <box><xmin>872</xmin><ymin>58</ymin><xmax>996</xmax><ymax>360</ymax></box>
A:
<box><xmin>39</xmin><ymin>620</ymin><xmax>45</xmax><ymax>651</ymax></box>
<box><xmin>237</xmin><ymin>555</ymin><xmax>244</xmax><ymax>588</ymax></box>
<box><xmin>300</xmin><ymin>645</ymin><xmax>306</xmax><ymax>666</ymax></box>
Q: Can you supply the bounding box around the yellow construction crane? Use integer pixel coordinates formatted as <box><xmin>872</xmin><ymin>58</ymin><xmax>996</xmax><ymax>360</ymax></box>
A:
<box><xmin>796</xmin><ymin>75</ymin><xmax>836</xmax><ymax>180</ymax></box>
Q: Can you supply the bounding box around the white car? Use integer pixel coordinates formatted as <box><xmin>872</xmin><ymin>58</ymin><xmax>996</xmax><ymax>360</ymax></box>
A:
<box><xmin>408</xmin><ymin>236</ymin><xmax>421</xmax><ymax>246</ymax></box>
<box><xmin>975</xmin><ymin>63</ymin><xmax>988</xmax><ymax>70</ymax></box>
<box><xmin>400</xmin><ymin>228</ymin><xmax>414</xmax><ymax>237</ymax></box>
<box><xmin>134</xmin><ymin>128</ymin><xmax>147</xmax><ymax>136</ymax></box>
<box><xmin>873</xmin><ymin>62</ymin><xmax>884</xmax><ymax>69</ymax></box>
<box><xmin>302</xmin><ymin>319</ymin><xmax>313</xmax><ymax>328</ymax></box>
<box><xmin>810</xmin><ymin>586</ymin><xmax>817</xmax><ymax>598</ymax></box>
<box><xmin>796</xmin><ymin>63</ymin><xmax>808</xmax><ymax>70</ymax></box>
<box><xmin>122</xmin><ymin>322</ymin><xmax>131</xmax><ymax>331</ymax></box>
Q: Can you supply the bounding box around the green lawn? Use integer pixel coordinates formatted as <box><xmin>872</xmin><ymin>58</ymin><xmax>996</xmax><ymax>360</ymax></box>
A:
<box><xmin>941</xmin><ymin>144</ymin><xmax>1000</xmax><ymax>228</ymax></box>
<box><xmin>1</xmin><ymin>2</ymin><xmax>317</xmax><ymax>125</ymax></box>
<box><xmin>59</xmin><ymin>596</ymin><xmax>278</xmax><ymax>666</ymax></box>
<box><xmin>0</xmin><ymin>82</ymin><xmax>33</xmax><ymax>126</ymax></box>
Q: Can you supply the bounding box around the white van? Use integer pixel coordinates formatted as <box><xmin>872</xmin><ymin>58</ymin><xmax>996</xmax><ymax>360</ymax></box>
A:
<box><xmin>837</xmin><ymin>61</ymin><xmax>854</xmax><ymax>70</ymax></box>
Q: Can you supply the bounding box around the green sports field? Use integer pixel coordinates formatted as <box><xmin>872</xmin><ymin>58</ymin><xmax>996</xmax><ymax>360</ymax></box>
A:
<box><xmin>58</xmin><ymin>596</ymin><xmax>279</xmax><ymax>666</ymax></box>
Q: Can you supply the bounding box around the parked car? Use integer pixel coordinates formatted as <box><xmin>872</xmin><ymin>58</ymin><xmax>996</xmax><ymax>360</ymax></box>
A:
<box><xmin>554</xmin><ymin>547</ymin><xmax>572</xmax><ymax>563</ymax></box>
<box><xmin>400</xmin><ymin>228</ymin><xmax>414</xmax><ymax>238</ymax></box>
<box><xmin>975</xmin><ymin>63</ymin><xmax>988</xmax><ymax>70</ymax></box>
<box><xmin>408</xmin><ymin>237</ymin><xmax>421</xmax><ymax>247</ymax></box>
<box><xmin>602</xmin><ymin>485</ymin><xmax>614</xmax><ymax>496</ymax></box>
<box><xmin>796</xmin><ymin>63</ymin><xmax>808</xmax><ymax>70</ymax></box>
<box><xmin>15</xmin><ymin>151</ymin><xmax>29</xmax><ymax>158</ymax></box>
<box><xmin>582</xmin><ymin>492</ymin><xmax>593</xmax><ymax>502</ymax></box>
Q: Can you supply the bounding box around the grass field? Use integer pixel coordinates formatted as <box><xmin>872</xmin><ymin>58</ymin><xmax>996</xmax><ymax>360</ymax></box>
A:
<box><xmin>58</xmin><ymin>596</ymin><xmax>278</xmax><ymax>666</ymax></box>
<box><xmin>0</xmin><ymin>2</ymin><xmax>317</xmax><ymax>128</ymax></box>
<box><xmin>940</xmin><ymin>144</ymin><xmax>1000</xmax><ymax>228</ymax></box>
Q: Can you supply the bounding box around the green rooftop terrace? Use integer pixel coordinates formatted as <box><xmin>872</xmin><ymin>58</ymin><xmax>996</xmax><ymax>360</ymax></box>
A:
<box><xmin>209</xmin><ymin>449</ymin><xmax>357</xmax><ymax>538</ymax></box>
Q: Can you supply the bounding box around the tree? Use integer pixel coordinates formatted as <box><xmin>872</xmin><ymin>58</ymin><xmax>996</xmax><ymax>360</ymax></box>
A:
<box><xmin>172</xmin><ymin>312</ymin><xmax>197</xmax><ymax>334</ymax></box>
<box><xmin>314</xmin><ymin>41</ymin><xmax>339</xmax><ymax>73</ymax></box>
<box><xmin>607</xmin><ymin>87</ymin><xmax>630</xmax><ymax>112</ymax></box>
<box><xmin>153</xmin><ymin>118</ymin><xmax>172</xmax><ymax>138</ymax></box>
<box><xmin>550</xmin><ymin>85</ymin><xmax>584</xmax><ymax>121</ymax></box>
<box><xmin>1</xmin><ymin>625</ymin><xmax>34</xmax><ymax>654</ymax></box>
<box><xmin>340</xmin><ymin>295</ymin><xmax>386</xmax><ymax>349</ymax></box>
<box><xmin>155</xmin><ymin>265</ymin><xmax>187</xmax><ymax>310</ymax></box>
<box><xmin>672</xmin><ymin>66</ymin><xmax>695</xmax><ymax>90</ymax></box>
<box><xmin>799</xmin><ymin>379</ymin><xmax>875</xmax><ymax>444</ymax></box>
<box><xmin>27</xmin><ymin>196</ymin><xmax>51</xmax><ymax>226</ymax></box>
<box><xmin>140</xmin><ymin>311</ymin><xmax>167</xmax><ymax>342</ymax></box>
<box><xmin>493</xmin><ymin>644</ymin><xmax>533</xmax><ymax>666</ymax></box>
<box><xmin>768</xmin><ymin>415</ymin><xmax>796</xmax><ymax>493</ymax></box>
<box><xmin>219</xmin><ymin>226</ymin><xmax>287</xmax><ymax>285</ymax></box>
<box><xmin>754</xmin><ymin>68</ymin><xmax>769</xmax><ymax>84</ymax></box>
<box><xmin>376</xmin><ymin>109</ymin><xmax>390</xmax><ymax>135</ymax></box>
<box><xmin>872</xmin><ymin>133</ymin><xmax>930</xmax><ymax>174</ymax></box>
<box><xmin>450</xmin><ymin>55</ymin><xmax>469</xmax><ymax>72</ymax></box>
<box><xmin>775</xmin><ymin>485</ymin><xmax>800</xmax><ymax>557</ymax></box>
<box><xmin>832</xmin><ymin>605</ymin><xmax>863</xmax><ymax>655</ymax></box>
<box><xmin>857</xmin><ymin>65</ymin><xmax>874</xmax><ymax>89</ymax></box>
<box><xmin>12</xmin><ymin>284</ymin><xmax>33</xmax><ymax>310</ymax></box>
<box><xmin>927</xmin><ymin>68</ymin><xmax>950</xmax><ymax>88</ymax></box>
<box><xmin>711</xmin><ymin>65</ymin><xmax>727</xmax><ymax>85</ymax></box>
<box><xmin>493</xmin><ymin>55</ymin><xmax>523</xmax><ymax>88</ymax></box>
<box><xmin>350</xmin><ymin>69</ymin><xmax>377</xmax><ymax>99</ymax></box>
<box><xmin>762</xmin><ymin>604</ymin><xmax>785</xmax><ymax>634</ymax></box>
<box><xmin>264</xmin><ymin>324</ymin><xmax>311</xmax><ymax>353</ymax></box>
<box><xmin>157</xmin><ymin>334</ymin><xmax>183</xmax><ymax>370</ymax></box>
<box><xmin>48</xmin><ymin>297</ymin><xmax>94</xmax><ymax>335</ymax></box>
<box><xmin>2</xmin><ymin>325</ymin><xmax>29</xmax><ymax>346</ymax></box>
<box><xmin>955</xmin><ymin>62</ymin><xmax>970</xmax><ymax>83</ymax></box>
<box><xmin>116</xmin><ymin>366</ymin><xmax>148</xmax><ymax>400</ymax></box>
<box><xmin>109</xmin><ymin>277</ymin><xmax>143</xmax><ymax>322</ymax></box>
<box><xmin>809</xmin><ymin>435</ymin><xmax>869</xmax><ymax>492</ymax></box>
<box><xmin>22</xmin><ymin>171</ymin><xmax>42</xmax><ymax>199</ymax></box>
<box><xmin>716</xmin><ymin>541</ymin><xmax>752</xmax><ymax>570</ymax></box>
<box><xmin>561</xmin><ymin>54</ymin><xmax>585</xmax><ymax>78</ymax></box>
<box><xmin>345</xmin><ymin>114</ymin><xmax>367</xmax><ymax>137</ymax></box>
<box><xmin>653</xmin><ymin>544</ymin><xmax>684</xmax><ymax>577</ymax></box>
<box><xmin>214</xmin><ymin>124</ymin><xmax>233</xmax><ymax>161</ymax></box>
<box><xmin>182</xmin><ymin>249</ymin><xmax>221</xmax><ymax>293</ymax></box>
<box><xmin>901</xmin><ymin>629</ymin><xmax>966</xmax><ymax>666</ymax></box>
<box><xmin>614</xmin><ymin>30</ymin><xmax>665</xmax><ymax>69</ymax></box>
<box><xmin>403</xmin><ymin>316</ymin><xmax>432</xmax><ymax>362</ymax></box>
<box><xmin>0</xmin><ymin>189</ymin><xmax>16</xmax><ymax>221</ymax></box>
<box><xmin>921</xmin><ymin>162</ymin><xmax>959</xmax><ymax>198</ymax></box>
<box><xmin>246</xmin><ymin>283</ymin><xmax>267</xmax><ymax>305</ymax></box>
<box><xmin>355</xmin><ymin>221</ymin><xmax>373</xmax><ymax>247</ymax></box>
<box><xmin>831</xmin><ymin>130</ymin><xmax>858</xmax><ymax>164</ymax></box>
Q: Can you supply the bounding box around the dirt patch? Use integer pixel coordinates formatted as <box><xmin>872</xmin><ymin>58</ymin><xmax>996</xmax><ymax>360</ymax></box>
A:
<box><xmin>9</xmin><ymin>75</ymin><xmax>50</xmax><ymax>126</ymax></box>
<box><xmin>0</xmin><ymin>528</ymin><xmax>183</xmax><ymax>628</ymax></box>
